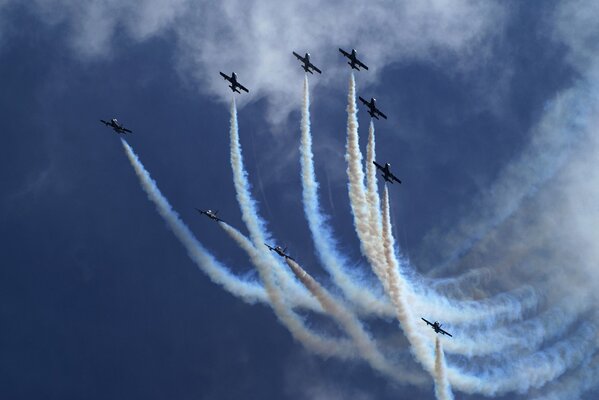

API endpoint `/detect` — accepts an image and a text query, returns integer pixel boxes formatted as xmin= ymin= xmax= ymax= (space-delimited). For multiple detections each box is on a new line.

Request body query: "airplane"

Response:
xmin=358 ymin=96 xmax=387 ymax=120
xmin=100 ymin=118 xmax=132 ymax=134
xmin=219 ymin=72 xmax=249 ymax=93
xmin=264 ymin=243 xmax=295 ymax=260
xmin=422 ymin=318 xmax=453 ymax=337
xmin=292 ymin=51 xmax=322 ymax=74
xmin=195 ymin=208 xmax=223 ymax=223
xmin=373 ymin=161 xmax=402 ymax=184
xmin=339 ymin=48 xmax=368 ymax=71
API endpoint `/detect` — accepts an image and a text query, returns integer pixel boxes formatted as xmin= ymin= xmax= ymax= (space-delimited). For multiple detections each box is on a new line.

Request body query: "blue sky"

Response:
xmin=1 ymin=1 xmax=599 ymax=399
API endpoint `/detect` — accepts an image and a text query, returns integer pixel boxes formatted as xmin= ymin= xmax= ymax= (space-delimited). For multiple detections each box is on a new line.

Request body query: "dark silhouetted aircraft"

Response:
xmin=265 ymin=243 xmax=295 ymax=260
xmin=220 ymin=72 xmax=249 ymax=93
xmin=100 ymin=118 xmax=132 ymax=134
xmin=359 ymin=96 xmax=387 ymax=120
xmin=293 ymin=52 xmax=322 ymax=74
xmin=373 ymin=161 xmax=401 ymax=184
xmin=339 ymin=48 xmax=368 ymax=71
xmin=195 ymin=208 xmax=223 ymax=223
xmin=422 ymin=318 xmax=452 ymax=337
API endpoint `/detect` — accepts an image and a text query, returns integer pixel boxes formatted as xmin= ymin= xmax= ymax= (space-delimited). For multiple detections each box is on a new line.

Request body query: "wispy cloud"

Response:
xmin=1 ymin=0 xmax=507 ymax=124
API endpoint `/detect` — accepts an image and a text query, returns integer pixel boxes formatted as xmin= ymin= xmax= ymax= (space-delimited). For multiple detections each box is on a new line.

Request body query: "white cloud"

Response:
xmin=2 ymin=0 xmax=507 ymax=124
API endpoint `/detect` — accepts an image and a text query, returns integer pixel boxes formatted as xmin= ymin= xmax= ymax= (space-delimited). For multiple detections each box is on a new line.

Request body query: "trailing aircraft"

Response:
xmin=220 ymin=72 xmax=249 ymax=93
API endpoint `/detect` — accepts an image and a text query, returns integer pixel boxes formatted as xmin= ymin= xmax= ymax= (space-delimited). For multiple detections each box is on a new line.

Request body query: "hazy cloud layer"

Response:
xmin=0 ymin=0 xmax=507 ymax=124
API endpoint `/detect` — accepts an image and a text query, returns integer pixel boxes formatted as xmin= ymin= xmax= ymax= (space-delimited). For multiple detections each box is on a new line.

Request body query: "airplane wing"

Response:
xmin=237 ymin=83 xmax=249 ymax=93
xmin=421 ymin=318 xmax=434 ymax=327
xmin=292 ymin=51 xmax=303 ymax=61
xmin=439 ymin=328 xmax=453 ymax=337
xmin=123 ymin=128 xmax=133 ymax=133
xmin=390 ymin=173 xmax=402 ymax=184
xmin=373 ymin=161 xmax=385 ymax=171
xmin=100 ymin=119 xmax=109 ymax=125
xmin=264 ymin=243 xmax=274 ymax=251
xmin=355 ymin=59 xmax=369 ymax=70
xmin=339 ymin=48 xmax=351 ymax=57
xmin=358 ymin=96 xmax=368 ymax=105
xmin=219 ymin=72 xmax=230 ymax=81
xmin=310 ymin=64 xmax=322 ymax=74
xmin=376 ymin=110 xmax=388 ymax=119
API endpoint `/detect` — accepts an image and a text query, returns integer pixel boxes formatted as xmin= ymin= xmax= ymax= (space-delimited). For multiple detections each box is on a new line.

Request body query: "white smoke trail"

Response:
xmin=531 ymin=353 xmax=599 ymax=400
xmin=299 ymin=74 xmax=393 ymax=317
xmin=345 ymin=73 xmax=390 ymax=286
xmin=344 ymin=75 xmax=531 ymax=328
xmin=381 ymin=185 xmax=596 ymax=395
xmin=285 ymin=257 xmax=426 ymax=385
xmin=120 ymin=139 xmax=267 ymax=304
xmin=228 ymin=98 xmax=320 ymax=312
xmin=219 ymin=221 xmax=355 ymax=358
xmin=434 ymin=337 xmax=454 ymax=400
xmin=365 ymin=119 xmax=383 ymax=241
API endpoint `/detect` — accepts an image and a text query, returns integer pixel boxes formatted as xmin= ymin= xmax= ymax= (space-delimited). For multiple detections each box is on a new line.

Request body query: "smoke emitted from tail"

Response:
xmin=218 ymin=221 xmax=355 ymax=359
xmin=299 ymin=74 xmax=393 ymax=317
xmin=121 ymin=139 xmax=266 ymax=304
xmin=345 ymin=74 xmax=390 ymax=286
xmin=434 ymin=337 xmax=454 ymax=400
xmin=285 ymin=257 xmax=426 ymax=385
xmin=228 ymin=99 xmax=319 ymax=312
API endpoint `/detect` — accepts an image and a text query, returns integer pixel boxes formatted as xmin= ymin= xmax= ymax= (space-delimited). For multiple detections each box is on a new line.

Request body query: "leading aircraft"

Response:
xmin=219 ymin=72 xmax=249 ymax=93
xmin=292 ymin=52 xmax=322 ymax=74
xmin=358 ymin=96 xmax=387 ymax=120
xmin=339 ymin=48 xmax=368 ymax=71
xmin=373 ymin=161 xmax=402 ymax=184
xmin=100 ymin=118 xmax=132 ymax=134
xmin=422 ymin=318 xmax=452 ymax=337
xmin=195 ymin=208 xmax=223 ymax=223
xmin=265 ymin=243 xmax=295 ymax=260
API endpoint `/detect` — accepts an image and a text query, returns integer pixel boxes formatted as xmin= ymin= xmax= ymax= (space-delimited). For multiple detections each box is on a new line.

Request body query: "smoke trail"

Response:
xmin=219 ymin=221 xmax=355 ymax=358
xmin=228 ymin=98 xmax=319 ymax=312
xmin=345 ymin=74 xmax=390 ymax=285
xmin=426 ymin=82 xmax=597 ymax=274
xmin=121 ymin=139 xmax=267 ymax=304
xmin=365 ymin=119 xmax=383 ymax=241
xmin=285 ymin=257 xmax=426 ymax=385
xmin=434 ymin=337 xmax=454 ymax=400
xmin=299 ymin=74 xmax=393 ymax=317
xmin=381 ymin=185 xmax=596 ymax=395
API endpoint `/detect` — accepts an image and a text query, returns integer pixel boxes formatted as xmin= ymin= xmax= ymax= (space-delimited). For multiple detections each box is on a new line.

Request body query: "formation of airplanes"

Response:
xmin=99 ymin=47 xmax=452 ymax=338
xmin=421 ymin=318 xmax=453 ymax=337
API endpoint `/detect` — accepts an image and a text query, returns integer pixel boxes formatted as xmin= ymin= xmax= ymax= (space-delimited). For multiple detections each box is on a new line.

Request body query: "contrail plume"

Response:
xmin=344 ymin=74 xmax=530 ymax=328
xmin=381 ymin=185 xmax=596 ymax=395
xmin=121 ymin=139 xmax=266 ymax=304
xmin=219 ymin=221 xmax=355 ymax=358
xmin=434 ymin=337 xmax=454 ymax=400
xmin=285 ymin=257 xmax=426 ymax=385
xmin=228 ymin=98 xmax=319 ymax=312
xmin=365 ymin=119 xmax=383 ymax=241
xmin=345 ymin=73 xmax=390 ymax=286
xmin=299 ymin=74 xmax=393 ymax=317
